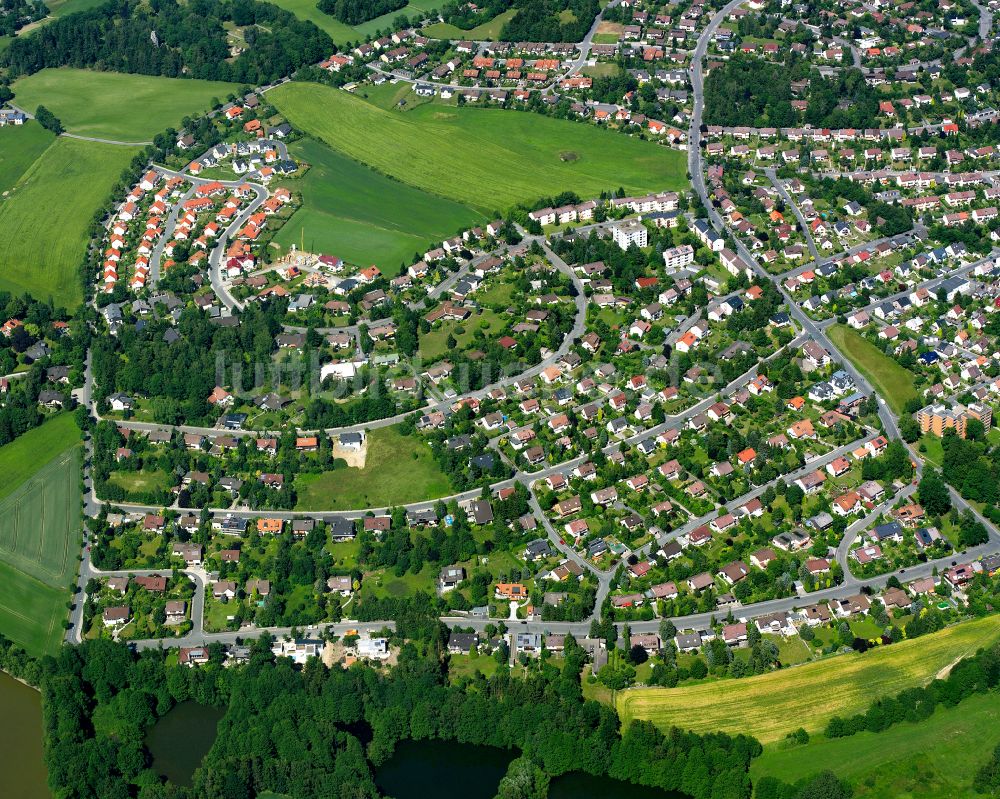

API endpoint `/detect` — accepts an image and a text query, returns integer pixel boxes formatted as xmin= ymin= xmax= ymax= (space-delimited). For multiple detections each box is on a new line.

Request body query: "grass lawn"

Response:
xmin=419 ymin=308 xmax=505 ymax=360
xmin=294 ymin=424 xmax=452 ymax=510
xmin=270 ymin=82 xmax=686 ymax=210
xmin=616 ymin=615 xmax=1000 ymax=743
xmin=267 ymin=0 xmax=438 ymax=42
xmin=364 ymin=561 xmax=438 ymax=598
xmin=750 ymin=691 xmax=1000 ymax=798
xmin=107 ymin=469 xmax=175 ymax=495
xmin=263 ymin=0 xmax=357 ymax=41
xmin=0 ymin=121 xmax=55 ymax=199
xmin=581 ymin=62 xmax=622 ymax=78
xmin=274 ymin=137 xmax=481 ymax=271
xmin=424 ymin=8 xmax=518 ymax=39
xmin=448 ymin=652 xmax=501 ymax=681
xmin=0 ymin=414 xmax=82 ymax=656
xmin=919 ymin=434 xmax=944 ymax=468
xmin=767 ymin=633 xmax=813 ymax=666
xmin=13 ymin=69 xmax=240 ymax=141
xmin=0 ymin=137 xmax=141 ymax=309
xmin=45 ymin=0 xmax=108 ymax=17
xmin=350 ymin=0 xmax=440 ymax=38
xmin=828 ymin=324 xmax=917 ymax=415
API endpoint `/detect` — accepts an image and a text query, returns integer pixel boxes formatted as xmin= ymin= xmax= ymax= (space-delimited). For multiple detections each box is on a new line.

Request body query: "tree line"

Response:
xmin=317 ymin=0 xmax=407 ymax=25
xmin=824 ymin=637 xmax=1000 ymax=739
xmin=1 ymin=0 xmax=333 ymax=85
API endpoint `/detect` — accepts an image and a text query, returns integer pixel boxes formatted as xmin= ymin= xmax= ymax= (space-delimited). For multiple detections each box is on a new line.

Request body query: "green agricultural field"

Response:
xmin=270 ymin=82 xmax=686 ymax=210
xmin=0 ymin=413 xmax=81 ymax=503
xmin=0 ymin=137 xmax=140 ymax=309
xmin=12 ymin=69 xmax=240 ymax=141
xmin=751 ymin=691 xmax=1000 ymax=798
xmin=275 ymin=137 xmax=481 ymax=270
xmin=0 ymin=414 xmax=82 ymax=656
xmin=0 ymin=121 xmax=55 ymax=200
xmin=616 ymin=615 xmax=1000 ymax=744
xmin=295 ymin=425 xmax=452 ymax=510
xmin=423 ymin=8 xmax=518 ymax=39
xmin=828 ymin=324 xmax=917 ymax=415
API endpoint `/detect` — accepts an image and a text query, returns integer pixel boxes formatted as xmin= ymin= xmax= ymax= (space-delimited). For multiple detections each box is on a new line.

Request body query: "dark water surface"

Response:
xmin=375 ymin=738 xmax=516 ymax=799
xmin=0 ymin=671 xmax=49 ymax=799
xmin=145 ymin=700 xmax=225 ymax=786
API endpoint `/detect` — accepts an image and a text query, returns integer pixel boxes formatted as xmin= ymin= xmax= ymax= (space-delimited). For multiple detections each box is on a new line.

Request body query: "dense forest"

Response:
xmin=1 ymin=0 xmax=333 ymax=84
xmin=317 ymin=0 xmax=407 ymax=25
xmin=703 ymin=57 xmax=880 ymax=129
xmin=439 ymin=0 xmax=512 ymax=30
xmin=0 ymin=631 xmax=769 ymax=799
xmin=500 ymin=0 xmax=599 ymax=42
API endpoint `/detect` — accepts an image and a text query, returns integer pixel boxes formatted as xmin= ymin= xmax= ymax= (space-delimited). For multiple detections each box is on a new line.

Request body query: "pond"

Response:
xmin=375 ymin=739 xmax=516 ymax=799
xmin=0 ymin=671 xmax=49 ymax=799
xmin=549 ymin=771 xmax=690 ymax=799
xmin=144 ymin=700 xmax=226 ymax=787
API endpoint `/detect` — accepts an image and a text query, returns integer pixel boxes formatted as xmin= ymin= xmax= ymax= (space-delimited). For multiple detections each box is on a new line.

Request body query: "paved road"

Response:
xmin=765 ymin=167 xmax=820 ymax=262
xmin=63 ymin=23 xmax=1000 ymax=648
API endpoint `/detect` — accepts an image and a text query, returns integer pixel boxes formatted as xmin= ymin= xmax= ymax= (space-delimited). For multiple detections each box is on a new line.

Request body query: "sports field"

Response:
xmin=295 ymin=425 xmax=452 ymax=510
xmin=276 ymin=137 xmax=481 ymax=269
xmin=270 ymin=82 xmax=686 ymax=210
xmin=616 ymin=615 xmax=1000 ymax=743
xmin=0 ymin=414 xmax=82 ymax=656
xmin=423 ymin=8 xmax=518 ymax=39
xmin=828 ymin=324 xmax=917 ymax=415
xmin=12 ymin=69 xmax=239 ymax=142
xmin=0 ymin=137 xmax=141 ymax=309
xmin=0 ymin=121 xmax=55 ymax=199
xmin=751 ymin=691 xmax=1000 ymax=799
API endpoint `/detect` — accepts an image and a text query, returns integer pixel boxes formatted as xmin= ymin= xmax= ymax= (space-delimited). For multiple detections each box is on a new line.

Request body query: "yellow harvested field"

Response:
xmin=617 ymin=615 xmax=1000 ymax=743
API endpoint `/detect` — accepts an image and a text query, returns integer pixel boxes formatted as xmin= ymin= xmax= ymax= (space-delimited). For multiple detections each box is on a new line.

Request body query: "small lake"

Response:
xmin=145 ymin=700 xmax=225 ymax=787
xmin=0 ymin=671 xmax=49 ymax=799
xmin=375 ymin=739 xmax=515 ymax=799
xmin=549 ymin=771 xmax=689 ymax=799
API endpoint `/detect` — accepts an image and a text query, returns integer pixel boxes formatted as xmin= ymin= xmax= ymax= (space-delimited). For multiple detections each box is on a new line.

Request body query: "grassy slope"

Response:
xmin=0 ymin=137 xmax=140 ymax=309
xmin=262 ymin=0 xmax=357 ymax=42
xmin=423 ymin=8 xmax=518 ymax=39
xmin=828 ymin=324 xmax=917 ymax=415
xmin=275 ymin=137 xmax=481 ymax=270
xmin=13 ymin=68 xmax=239 ymax=141
xmin=751 ymin=691 xmax=1000 ymax=799
xmin=266 ymin=0 xmax=438 ymax=43
xmin=0 ymin=121 xmax=55 ymax=199
xmin=0 ymin=414 xmax=82 ymax=656
xmin=295 ymin=425 xmax=451 ymax=510
xmin=350 ymin=0 xmax=440 ymax=39
xmin=270 ymin=82 xmax=686 ymax=210
xmin=616 ymin=615 xmax=1000 ymax=743
xmin=45 ymin=0 xmax=107 ymax=17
